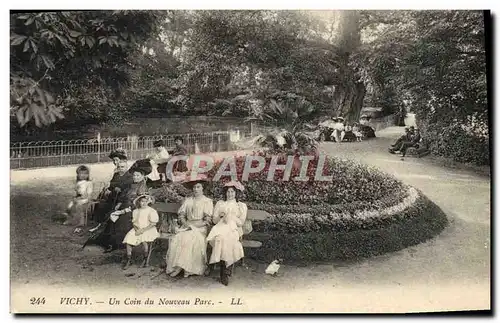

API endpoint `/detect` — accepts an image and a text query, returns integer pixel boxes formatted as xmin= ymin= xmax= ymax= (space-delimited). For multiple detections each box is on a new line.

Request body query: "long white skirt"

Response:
xmin=166 ymin=226 xmax=207 ymax=276
xmin=207 ymin=223 xmax=244 ymax=267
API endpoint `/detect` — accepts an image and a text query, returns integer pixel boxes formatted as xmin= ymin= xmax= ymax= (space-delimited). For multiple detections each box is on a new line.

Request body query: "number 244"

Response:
xmin=30 ymin=297 xmax=46 ymax=305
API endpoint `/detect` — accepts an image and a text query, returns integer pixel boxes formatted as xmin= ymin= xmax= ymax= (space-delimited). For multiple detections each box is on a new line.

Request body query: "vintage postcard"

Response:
xmin=9 ymin=9 xmax=491 ymax=314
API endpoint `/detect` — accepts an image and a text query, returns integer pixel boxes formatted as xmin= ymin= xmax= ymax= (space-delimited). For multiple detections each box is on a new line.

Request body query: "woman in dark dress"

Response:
xmin=89 ymin=150 xmax=133 ymax=227
xmin=84 ymin=160 xmax=152 ymax=253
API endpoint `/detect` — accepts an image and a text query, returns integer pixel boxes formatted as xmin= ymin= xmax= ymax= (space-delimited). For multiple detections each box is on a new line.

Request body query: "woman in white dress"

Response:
xmin=333 ymin=117 xmax=345 ymax=143
xmin=166 ymin=179 xmax=214 ymax=278
xmin=207 ymin=181 xmax=247 ymax=286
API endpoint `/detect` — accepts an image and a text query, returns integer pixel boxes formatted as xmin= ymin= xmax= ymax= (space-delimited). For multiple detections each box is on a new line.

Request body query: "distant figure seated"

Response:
xmin=171 ymin=136 xmax=189 ymax=173
xmin=147 ymin=139 xmax=170 ymax=186
xmin=399 ymin=128 xmax=421 ymax=157
xmin=389 ymin=127 xmax=413 ymax=153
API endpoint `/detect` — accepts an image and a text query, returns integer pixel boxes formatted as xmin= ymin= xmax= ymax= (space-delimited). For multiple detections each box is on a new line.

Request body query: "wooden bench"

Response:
xmin=146 ymin=201 xmax=268 ymax=267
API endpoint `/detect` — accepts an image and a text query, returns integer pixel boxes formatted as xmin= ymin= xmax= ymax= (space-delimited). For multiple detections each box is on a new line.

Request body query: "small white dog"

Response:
xmin=265 ymin=259 xmax=283 ymax=276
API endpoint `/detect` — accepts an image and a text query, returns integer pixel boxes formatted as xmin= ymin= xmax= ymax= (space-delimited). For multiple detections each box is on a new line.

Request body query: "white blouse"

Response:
xmin=212 ymin=200 xmax=248 ymax=237
xmin=132 ymin=206 xmax=159 ymax=229
xmin=178 ymin=196 xmax=214 ymax=222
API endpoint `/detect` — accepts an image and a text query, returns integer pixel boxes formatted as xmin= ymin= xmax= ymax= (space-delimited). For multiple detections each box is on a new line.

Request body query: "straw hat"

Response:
xmin=133 ymin=194 xmax=155 ymax=206
xmin=224 ymin=180 xmax=245 ymax=192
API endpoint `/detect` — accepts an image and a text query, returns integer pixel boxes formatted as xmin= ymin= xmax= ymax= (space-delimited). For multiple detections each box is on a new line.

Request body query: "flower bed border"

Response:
xmin=245 ymin=193 xmax=448 ymax=262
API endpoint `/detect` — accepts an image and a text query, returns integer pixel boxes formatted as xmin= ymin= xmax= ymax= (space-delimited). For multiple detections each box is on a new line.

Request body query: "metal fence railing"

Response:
xmin=10 ymin=130 xmax=253 ymax=170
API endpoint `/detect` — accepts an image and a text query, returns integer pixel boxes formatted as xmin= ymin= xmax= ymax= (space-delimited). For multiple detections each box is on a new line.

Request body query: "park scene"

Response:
xmin=10 ymin=10 xmax=490 ymax=313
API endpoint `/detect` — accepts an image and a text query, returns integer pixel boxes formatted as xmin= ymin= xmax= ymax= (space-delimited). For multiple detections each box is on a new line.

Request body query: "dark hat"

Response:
xmin=180 ymin=173 xmax=209 ymax=189
xmin=129 ymin=159 xmax=152 ymax=176
xmin=109 ymin=148 xmax=128 ymax=160
xmin=153 ymin=139 xmax=164 ymax=148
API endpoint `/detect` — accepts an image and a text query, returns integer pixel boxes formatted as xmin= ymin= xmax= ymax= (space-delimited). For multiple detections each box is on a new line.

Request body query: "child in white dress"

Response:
xmin=352 ymin=123 xmax=363 ymax=142
xmin=63 ymin=165 xmax=93 ymax=234
xmin=122 ymin=194 xmax=160 ymax=269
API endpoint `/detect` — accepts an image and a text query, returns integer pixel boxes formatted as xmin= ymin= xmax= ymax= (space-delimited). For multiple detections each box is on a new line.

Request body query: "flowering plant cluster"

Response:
xmin=202 ymin=152 xmax=406 ymax=206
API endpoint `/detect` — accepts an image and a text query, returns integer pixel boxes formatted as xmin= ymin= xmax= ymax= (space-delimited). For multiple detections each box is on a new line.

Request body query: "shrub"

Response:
xmin=204 ymin=152 xmax=406 ymax=205
xmin=245 ymin=194 xmax=448 ymax=262
xmin=423 ymin=122 xmax=490 ymax=166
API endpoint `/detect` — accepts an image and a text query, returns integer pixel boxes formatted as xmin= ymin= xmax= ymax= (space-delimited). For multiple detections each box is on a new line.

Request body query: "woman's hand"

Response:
xmin=110 ymin=210 xmax=121 ymax=217
xmin=135 ymin=228 xmax=143 ymax=236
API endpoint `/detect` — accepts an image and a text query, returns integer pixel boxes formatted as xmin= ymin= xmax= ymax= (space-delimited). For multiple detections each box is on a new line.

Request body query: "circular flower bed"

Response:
xmin=158 ymin=151 xmax=448 ymax=262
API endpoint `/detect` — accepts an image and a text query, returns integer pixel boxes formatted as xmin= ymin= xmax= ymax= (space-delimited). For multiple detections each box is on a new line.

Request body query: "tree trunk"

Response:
xmin=332 ymin=80 xmax=365 ymax=122
xmin=330 ymin=10 xmax=366 ymax=123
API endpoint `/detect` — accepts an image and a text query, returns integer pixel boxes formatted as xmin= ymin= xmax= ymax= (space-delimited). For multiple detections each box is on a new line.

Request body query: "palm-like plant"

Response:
xmin=246 ymin=97 xmax=321 ymax=154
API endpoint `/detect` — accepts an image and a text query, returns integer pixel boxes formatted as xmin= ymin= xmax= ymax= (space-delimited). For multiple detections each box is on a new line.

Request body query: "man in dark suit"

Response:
xmin=389 ymin=127 xmax=413 ymax=153
xmin=399 ymin=128 xmax=422 ymax=157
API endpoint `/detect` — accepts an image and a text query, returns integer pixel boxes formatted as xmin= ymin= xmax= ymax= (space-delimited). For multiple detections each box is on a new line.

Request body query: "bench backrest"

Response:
xmin=152 ymin=201 xmax=270 ymax=221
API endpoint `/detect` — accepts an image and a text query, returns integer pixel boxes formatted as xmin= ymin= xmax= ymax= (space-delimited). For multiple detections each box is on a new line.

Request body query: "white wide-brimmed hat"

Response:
xmin=133 ymin=194 xmax=155 ymax=206
xmin=224 ymin=180 xmax=245 ymax=192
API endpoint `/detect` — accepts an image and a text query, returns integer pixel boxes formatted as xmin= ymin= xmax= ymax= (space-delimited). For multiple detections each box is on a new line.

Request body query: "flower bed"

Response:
xmin=245 ymin=194 xmax=447 ymax=262
xmin=157 ymin=151 xmax=448 ymax=261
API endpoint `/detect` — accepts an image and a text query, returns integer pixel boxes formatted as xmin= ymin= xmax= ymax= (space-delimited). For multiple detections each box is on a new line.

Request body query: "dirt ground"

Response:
xmin=9 ymin=128 xmax=491 ymax=313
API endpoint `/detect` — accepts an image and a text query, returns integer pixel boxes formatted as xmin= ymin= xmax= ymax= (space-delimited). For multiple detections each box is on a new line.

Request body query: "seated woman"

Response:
xmin=206 ymin=181 xmax=247 ymax=286
xmin=165 ymin=178 xmax=213 ymax=278
xmin=83 ymin=162 xmax=151 ymax=254
xmin=89 ymin=159 xmax=133 ymax=229
xmin=90 ymin=149 xmax=129 ymax=217
xmin=109 ymin=148 xmax=128 ymax=169
xmin=146 ymin=139 xmax=170 ymax=187
xmin=332 ymin=117 xmax=345 ymax=143
xmin=171 ymin=136 xmax=189 ymax=174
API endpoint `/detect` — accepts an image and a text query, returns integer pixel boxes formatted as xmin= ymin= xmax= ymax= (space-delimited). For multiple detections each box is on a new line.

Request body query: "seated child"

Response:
xmin=121 ymin=194 xmax=160 ymax=270
xmin=63 ymin=165 xmax=93 ymax=234
xmin=352 ymin=123 xmax=363 ymax=142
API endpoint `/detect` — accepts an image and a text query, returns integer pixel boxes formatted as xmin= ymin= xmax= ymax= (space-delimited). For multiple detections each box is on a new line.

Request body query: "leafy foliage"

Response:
xmin=10 ymin=10 xmax=163 ymax=127
xmin=246 ymin=98 xmax=321 ymax=153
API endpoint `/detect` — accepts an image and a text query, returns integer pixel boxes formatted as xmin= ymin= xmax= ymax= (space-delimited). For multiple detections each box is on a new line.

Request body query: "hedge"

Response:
xmin=244 ymin=194 xmax=448 ymax=262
